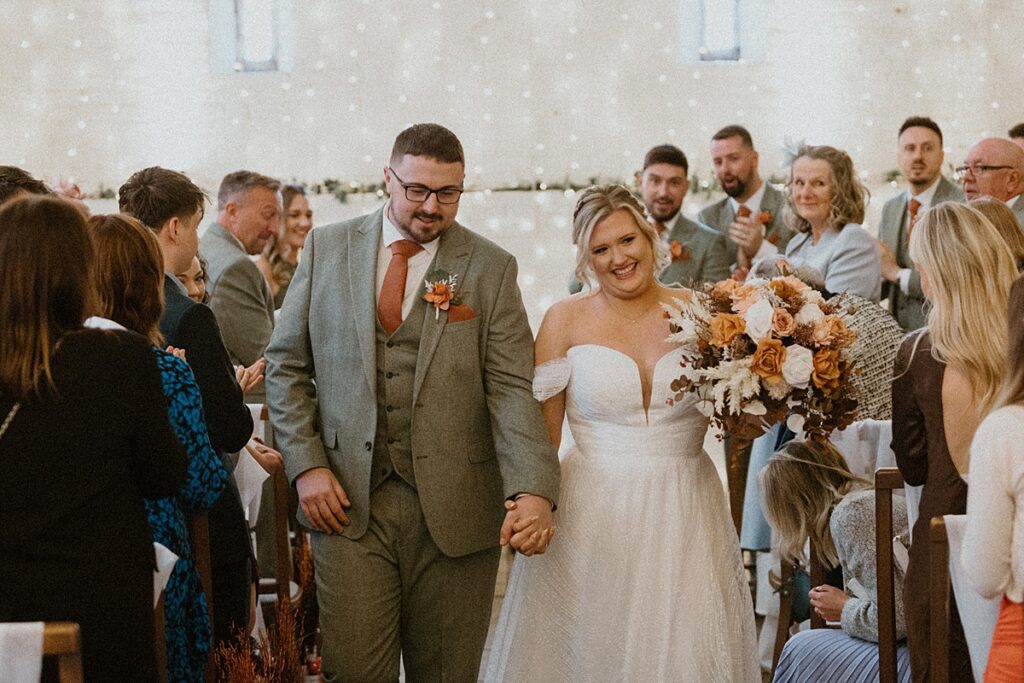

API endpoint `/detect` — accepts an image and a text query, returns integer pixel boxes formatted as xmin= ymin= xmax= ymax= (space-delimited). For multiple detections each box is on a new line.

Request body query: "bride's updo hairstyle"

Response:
xmin=571 ymin=184 xmax=669 ymax=289
xmin=759 ymin=440 xmax=867 ymax=568
xmin=908 ymin=201 xmax=1016 ymax=414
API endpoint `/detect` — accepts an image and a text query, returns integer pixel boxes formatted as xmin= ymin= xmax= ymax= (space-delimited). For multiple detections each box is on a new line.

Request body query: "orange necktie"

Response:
xmin=906 ymin=198 xmax=922 ymax=245
xmin=378 ymin=239 xmax=424 ymax=335
xmin=652 ymin=220 xmax=667 ymax=236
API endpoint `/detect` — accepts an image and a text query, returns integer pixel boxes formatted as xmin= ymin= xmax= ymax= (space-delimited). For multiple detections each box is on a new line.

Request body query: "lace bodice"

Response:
xmin=534 ymin=344 xmax=708 ymax=458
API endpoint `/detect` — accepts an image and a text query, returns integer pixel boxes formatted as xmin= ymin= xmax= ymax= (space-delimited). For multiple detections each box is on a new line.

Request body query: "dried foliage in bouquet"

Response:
xmin=214 ymin=602 xmax=303 ymax=683
xmin=663 ymin=273 xmax=859 ymax=441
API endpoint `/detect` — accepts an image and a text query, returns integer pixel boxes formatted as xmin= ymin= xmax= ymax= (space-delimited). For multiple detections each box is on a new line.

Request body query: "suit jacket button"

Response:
xmin=386 ymin=341 xmax=395 ymax=348
xmin=386 ymin=372 xmax=394 ymax=379
xmin=386 ymin=405 xmax=394 ymax=413
xmin=364 ymin=441 xmax=372 ymax=451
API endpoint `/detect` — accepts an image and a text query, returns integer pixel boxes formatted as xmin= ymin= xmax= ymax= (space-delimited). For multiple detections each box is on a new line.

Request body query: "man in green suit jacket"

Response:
xmin=265 ymin=124 xmax=560 ymax=682
xmin=638 ymin=144 xmax=731 ymax=288
xmin=877 ymin=117 xmax=964 ymax=332
xmin=698 ymin=125 xmax=793 ymax=275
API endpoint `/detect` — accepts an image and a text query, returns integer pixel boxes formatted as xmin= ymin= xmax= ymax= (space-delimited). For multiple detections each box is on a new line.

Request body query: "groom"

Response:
xmin=265 ymin=123 xmax=560 ymax=681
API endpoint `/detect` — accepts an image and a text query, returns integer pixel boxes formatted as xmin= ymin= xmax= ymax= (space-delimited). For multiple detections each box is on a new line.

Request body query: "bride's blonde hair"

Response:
xmin=908 ymin=201 xmax=1016 ymax=414
xmin=759 ymin=440 xmax=867 ymax=568
xmin=571 ymin=184 xmax=669 ymax=289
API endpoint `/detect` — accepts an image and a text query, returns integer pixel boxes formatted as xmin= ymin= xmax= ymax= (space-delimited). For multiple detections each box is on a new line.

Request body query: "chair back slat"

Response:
xmin=154 ymin=592 xmax=167 ymax=683
xmin=875 ymin=466 xmax=903 ymax=683
xmin=929 ymin=517 xmax=951 ymax=683
xmin=771 ymin=559 xmax=795 ymax=674
xmin=187 ymin=513 xmax=216 ymax=683
xmin=42 ymin=622 xmax=83 ymax=683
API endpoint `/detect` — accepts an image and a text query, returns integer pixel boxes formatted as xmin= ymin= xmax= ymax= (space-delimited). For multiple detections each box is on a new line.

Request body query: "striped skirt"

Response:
xmin=773 ymin=629 xmax=911 ymax=683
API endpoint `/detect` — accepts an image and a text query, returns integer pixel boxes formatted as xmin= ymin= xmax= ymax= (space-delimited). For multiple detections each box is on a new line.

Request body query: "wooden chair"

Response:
xmin=257 ymin=406 xmax=302 ymax=615
xmin=875 ymin=466 xmax=905 ymax=683
xmin=187 ymin=512 xmax=215 ymax=683
xmin=929 ymin=516 xmax=951 ymax=683
xmin=42 ymin=622 xmax=84 ymax=683
xmin=154 ymin=592 xmax=167 ymax=683
xmin=771 ymin=537 xmax=838 ymax=674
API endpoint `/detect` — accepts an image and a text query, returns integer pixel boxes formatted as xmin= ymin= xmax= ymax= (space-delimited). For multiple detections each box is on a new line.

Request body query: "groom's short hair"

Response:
xmin=391 ymin=123 xmax=464 ymax=166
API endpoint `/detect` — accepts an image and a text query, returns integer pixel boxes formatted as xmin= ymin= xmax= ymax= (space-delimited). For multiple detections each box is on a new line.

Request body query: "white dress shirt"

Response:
xmin=729 ymin=182 xmax=777 ymax=262
xmin=375 ymin=202 xmax=440 ymax=322
xmin=897 ymin=177 xmax=943 ymax=294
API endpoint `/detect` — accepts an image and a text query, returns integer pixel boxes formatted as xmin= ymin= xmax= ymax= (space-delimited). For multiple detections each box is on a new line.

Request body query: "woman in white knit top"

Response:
xmin=963 ymin=276 xmax=1024 ymax=682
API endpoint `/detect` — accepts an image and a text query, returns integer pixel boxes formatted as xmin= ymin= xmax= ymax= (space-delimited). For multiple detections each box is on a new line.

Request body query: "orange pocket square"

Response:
xmin=447 ymin=303 xmax=476 ymax=323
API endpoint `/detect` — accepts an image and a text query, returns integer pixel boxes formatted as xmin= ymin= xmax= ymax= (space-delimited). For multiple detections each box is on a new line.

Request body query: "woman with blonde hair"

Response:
xmin=87 ymin=213 xmax=230 ymax=681
xmin=485 ymin=184 xmax=758 ymax=681
xmin=0 ymin=197 xmax=187 ymax=681
xmin=778 ymin=144 xmax=881 ymax=301
xmin=763 ymin=440 xmax=911 ymax=682
xmin=256 ymin=183 xmax=312 ymax=308
xmin=893 ymin=201 xmax=1018 ymax=682
xmin=968 ymin=197 xmax=1024 ymax=270
xmin=962 ymin=276 xmax=1024 ymax=681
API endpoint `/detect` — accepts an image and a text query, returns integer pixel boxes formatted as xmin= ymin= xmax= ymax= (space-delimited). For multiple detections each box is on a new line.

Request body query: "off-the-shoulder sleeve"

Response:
xmin=533 ymin=358 xmax=571 ymax=402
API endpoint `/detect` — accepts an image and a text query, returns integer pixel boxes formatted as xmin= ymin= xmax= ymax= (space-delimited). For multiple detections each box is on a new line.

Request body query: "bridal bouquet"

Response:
xmin=662 ymin=274 xmax=859 ymax=441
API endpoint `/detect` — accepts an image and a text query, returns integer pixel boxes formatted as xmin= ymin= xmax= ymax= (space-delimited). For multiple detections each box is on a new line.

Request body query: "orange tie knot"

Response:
xmin=390 ymin=239 xmax=423 ymax=259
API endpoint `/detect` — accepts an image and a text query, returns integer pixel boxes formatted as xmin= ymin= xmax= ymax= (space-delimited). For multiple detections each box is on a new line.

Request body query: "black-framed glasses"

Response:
xmin=387 ymin=168 xmax=464 ymax=204
xmin=954 ymin=164 xmax=1014 ymax=178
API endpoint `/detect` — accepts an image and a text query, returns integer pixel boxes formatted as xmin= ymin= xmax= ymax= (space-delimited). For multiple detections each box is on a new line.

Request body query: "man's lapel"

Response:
xmin=349 ymin=209 xmax=384 ymax=395
xmin=413 ymin=224 xmax=472 ymax=402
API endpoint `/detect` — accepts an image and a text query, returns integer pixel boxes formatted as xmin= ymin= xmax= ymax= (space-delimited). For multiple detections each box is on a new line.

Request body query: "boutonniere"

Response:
xmin=422 ymin=270 xmax=461 ymax=320
xmin=669 ymin=240 xmax=691 ymax=262
xmin=758 ymin=210 xmax=773 ymax=224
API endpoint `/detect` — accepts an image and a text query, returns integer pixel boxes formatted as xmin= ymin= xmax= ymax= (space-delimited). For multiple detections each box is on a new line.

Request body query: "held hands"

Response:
xmin=875 ymin=239 xmax=901 ymax=283
xmin=295 ymin=466 xmax=351 ymax=535
xmin=809 ymin=584 xmax=848 ymax=622
xmin=500 ymin=495 xmax=556 ymax=556
xmin=728 ymin=213 xmax=766 ymax=264
xmin=234 ymin=358 xmax=266 ymax=393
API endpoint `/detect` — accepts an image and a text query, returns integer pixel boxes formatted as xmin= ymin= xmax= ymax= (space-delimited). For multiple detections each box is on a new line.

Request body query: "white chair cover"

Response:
xmin=234 ymin=445 xmax=271 ymax=528
xmin=246 ymin=403 xmax=265 ymax=440
xmin=153 ymin=542 xmax=179 ymax=608
xmin=0 ymin=622 xmax=44 ymax=683
xmin=943 ymin=514 xmax=1001 ymax=682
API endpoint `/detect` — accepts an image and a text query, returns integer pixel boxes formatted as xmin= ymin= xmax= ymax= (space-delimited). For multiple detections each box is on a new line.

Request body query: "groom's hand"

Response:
xmin=500 ymin=495 xmax=555 ymax=556
xmin=296 ymin=467 xmax=351 ymax=534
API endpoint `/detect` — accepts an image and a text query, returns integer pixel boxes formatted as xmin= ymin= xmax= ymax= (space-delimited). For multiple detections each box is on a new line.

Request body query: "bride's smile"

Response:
xmin=587 ymin=208 xmax=654 ymax=296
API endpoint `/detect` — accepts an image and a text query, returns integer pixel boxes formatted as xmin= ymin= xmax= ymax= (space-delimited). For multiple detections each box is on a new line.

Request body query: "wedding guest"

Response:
xmin=892 ymin=201 xmax=1018 ymax=682
xmin=639 ymin=144 xmax=731 ymax=287
xmin=969 ymin=197 xmax=1024 ymax=270
xmin=699 ymin=125 xmax=793 ymax=273
xmin=87 ymin=213 xmax=230 ymax=681
xmin=177 ymin=254 xmax=211 ymax=304
xmin=0 ymin=196 xmax=187 ymax=682
xmin=777 ymin=144 xmax=881 ymax=301
xmin=762 ymin=440 xmax=911 ymax=682
xmin=118 ymin=166 xmax=261 ymax=647
xmin=962 ymin=276 xmax=1024 ymax=682
xmin=959 ymin=138 xmax=1024 ymax=224
xmin=256 ymin=184 xmax=313 ymax=308
xmin=0 ymin=165 xmax=50 ymax=204
xmin=877 ymin=117 xmax=964 ymax=331
xmin=1009 ymin=123 xmax=1024 ymax=152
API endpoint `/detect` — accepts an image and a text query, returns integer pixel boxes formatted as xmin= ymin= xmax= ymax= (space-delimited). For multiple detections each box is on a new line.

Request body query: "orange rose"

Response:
xmin=812 ymin=314 xmax=856 ymax=348
xmin=710 ymin=313 xmax=746 ymax=347
xmin=772 ymin=308 xmax=796 ymax=337
xmin=812 ymin=349 xmax=842 ymax=394
xmin=730 ymin=284 xmax=761 ymax=315
xmin=713 ymin=279 xmax=742 ymax=297
xmin=423 ymin=282 xmax=454 ymax=310
xmin=751 ymin=338 xmax=787 ymax=385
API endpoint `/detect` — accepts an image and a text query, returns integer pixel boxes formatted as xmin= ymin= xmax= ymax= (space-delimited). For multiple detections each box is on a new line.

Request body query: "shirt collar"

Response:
xmin=381 ymin=201 xmax=441 ymax=257
xmin=1006 ymin=194 xmax=1021 ymax=209
xmin=728 ymin=182 xmax=767 ymax=215
xmin=908 ymin=177 xmax=942 ymax=207
xmin=165 ymin=272 xmax=188 ymax=296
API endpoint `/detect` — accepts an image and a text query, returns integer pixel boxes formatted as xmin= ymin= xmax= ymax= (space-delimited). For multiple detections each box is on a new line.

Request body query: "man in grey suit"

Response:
xmin=200 ymin=170 xmax=281 ymax=401
xmin=877 ymin=117 xmax=964 ymax=331
xmin=638 ymin=144 xmax=731 ymax=287
xmin=699 ymin=125 xmax=793 ymax=275
xmin=265 ymin=124 xmax=560 ymax=681
xmin=959 ymin=137 xmax=1024 ymax=225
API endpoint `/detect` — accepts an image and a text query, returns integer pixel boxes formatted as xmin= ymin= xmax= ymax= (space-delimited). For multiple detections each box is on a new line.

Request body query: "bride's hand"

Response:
xmin=501 ymin=495 xmax=556 ymax=556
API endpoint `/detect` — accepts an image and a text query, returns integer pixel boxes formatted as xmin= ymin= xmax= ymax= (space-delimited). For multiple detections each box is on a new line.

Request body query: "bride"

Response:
xmin=484 ymin=184 xmax=759 ymax=681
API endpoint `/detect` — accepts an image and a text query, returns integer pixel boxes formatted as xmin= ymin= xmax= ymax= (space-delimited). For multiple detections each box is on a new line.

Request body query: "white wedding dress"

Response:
xmin=483 ymin=344 xmax=759 ymax=682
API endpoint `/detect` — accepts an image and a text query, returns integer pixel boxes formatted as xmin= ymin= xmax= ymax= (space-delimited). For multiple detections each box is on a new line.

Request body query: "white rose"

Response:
xmin=743 ymin=299 xmax=775 ymax=341
xmin=786 ymin=413 xmax=806 ymax=435
xmin=795 ymin=302 xmax=825 ymax=326
xmin=782 ymin=344 xmax=814 ymax=388
xmin=742 ymin=400 xmax=767 ymax=415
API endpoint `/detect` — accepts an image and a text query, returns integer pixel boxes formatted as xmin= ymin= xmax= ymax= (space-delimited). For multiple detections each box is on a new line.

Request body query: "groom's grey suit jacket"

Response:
xmin=265 ymin=208 xmax=560 ymax=557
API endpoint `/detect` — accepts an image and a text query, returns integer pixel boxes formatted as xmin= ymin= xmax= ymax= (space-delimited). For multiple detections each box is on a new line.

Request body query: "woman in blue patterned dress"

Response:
xmin=87 ymin=213 xmax=230 ymax=682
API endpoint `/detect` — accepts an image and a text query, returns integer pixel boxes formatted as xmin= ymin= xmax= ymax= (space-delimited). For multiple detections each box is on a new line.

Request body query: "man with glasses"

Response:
xmin=959 ymin=137 xmax=1024 ymax=225
xmin=877 ymin=117 xmax=963 ymax=331
xmin=265 ymin=123 xmax=560 ymax=681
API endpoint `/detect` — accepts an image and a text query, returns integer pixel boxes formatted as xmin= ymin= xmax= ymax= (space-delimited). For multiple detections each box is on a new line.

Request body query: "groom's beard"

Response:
xmin=388 ymin=205 xmax=452 ymax=244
